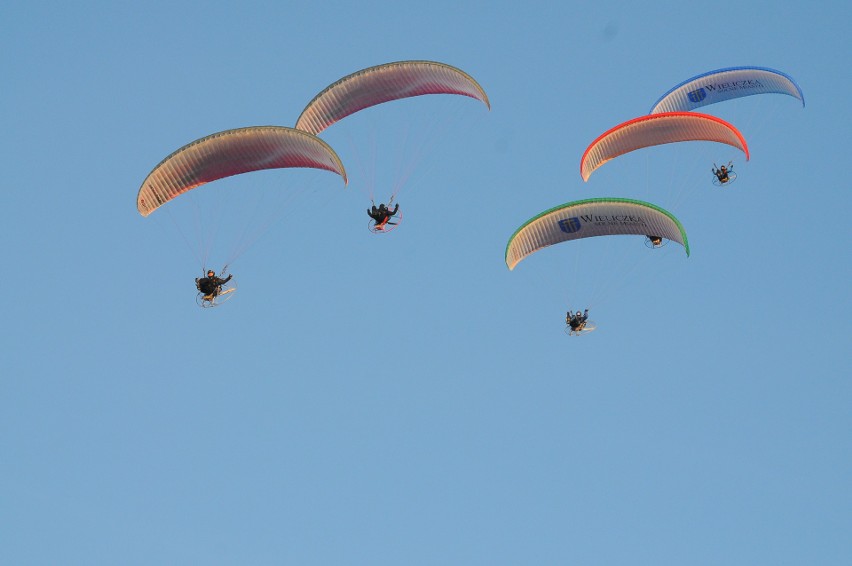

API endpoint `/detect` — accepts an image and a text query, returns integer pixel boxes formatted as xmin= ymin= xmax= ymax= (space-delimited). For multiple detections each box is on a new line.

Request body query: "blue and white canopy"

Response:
xmin=649 ymin=66 xmax=804 ymax=114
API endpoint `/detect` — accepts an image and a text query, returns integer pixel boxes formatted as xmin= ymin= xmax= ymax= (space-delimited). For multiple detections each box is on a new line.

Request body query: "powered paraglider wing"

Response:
xmin=137 ymin=126 xmax=347 ymax=217
xmin=580 ymin=112 xmax=749 ymax=182
xmin=505 ymin=198 xmax=689 ymax=271
xmin=294 ymin=60 xmax=490 ymax=135
xmin=649 ymin=66 xmax=805 ymax=114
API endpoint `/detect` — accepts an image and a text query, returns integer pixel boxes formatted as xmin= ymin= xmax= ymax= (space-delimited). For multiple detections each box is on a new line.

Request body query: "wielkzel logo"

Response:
xmin=558 ymin=217 xmax=582 ymax=233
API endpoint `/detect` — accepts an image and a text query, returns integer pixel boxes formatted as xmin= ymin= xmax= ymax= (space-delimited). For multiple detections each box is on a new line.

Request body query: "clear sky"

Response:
xmin=2 ymin=1 xmax=850 ymax=564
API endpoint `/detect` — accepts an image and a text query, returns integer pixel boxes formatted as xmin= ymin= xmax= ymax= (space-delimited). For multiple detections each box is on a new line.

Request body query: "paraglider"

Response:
xmin=712 ymin=161 xmax=736 ymax=186
xmin=195 ymin=269 xmax=235 ymax=308
xmin=566 ymin=309 xmax=593 ymax=336
xmin=295 ymin=60 xmax=489 ymax=231
xmin=580 ymin=112 xmax=749 ymax=182
xmin=649 ymin=67 xmax=803 ymax=190
xmin=137 ymin=126 xmax=348 ymax=306
xmin=506 ymin=198 xmax=689 ymax=335
xmin=367 ymin=202 xmax=401 ymax=232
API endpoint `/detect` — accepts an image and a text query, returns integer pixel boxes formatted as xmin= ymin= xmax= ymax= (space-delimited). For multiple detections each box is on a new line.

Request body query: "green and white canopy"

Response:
xmin=505 ymin=198 xmax=689 ymax=271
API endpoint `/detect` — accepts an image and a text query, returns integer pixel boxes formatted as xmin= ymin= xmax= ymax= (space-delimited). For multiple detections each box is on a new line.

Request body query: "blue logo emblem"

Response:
xmin=687 ymin=88 xmax=707 ymax=103
xmin=559 ymin=217 xmax=581 ymax=233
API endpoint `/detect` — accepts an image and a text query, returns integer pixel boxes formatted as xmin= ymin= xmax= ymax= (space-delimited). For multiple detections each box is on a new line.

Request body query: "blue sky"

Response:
xmin=2 ymin=1 xmax=850 ymax=564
